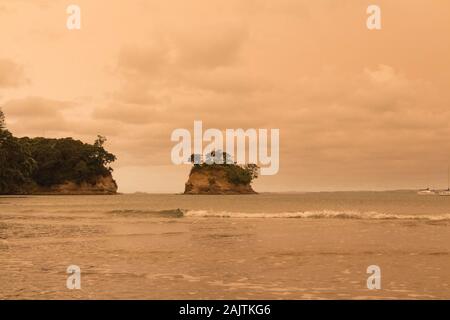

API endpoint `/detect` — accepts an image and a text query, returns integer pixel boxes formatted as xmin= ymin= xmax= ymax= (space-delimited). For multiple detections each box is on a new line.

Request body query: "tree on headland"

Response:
xmin=20 ymin=135 xmax=117 ymax=187
xmin=0 ymin=108 xmax=36 ymax=194
xmin=0 ymin=108 xmax=117 ymax=194
xmin=93 ymin=135 xmax=116 ymax=172
xmin=0 ymin=109 xmax=5 ymax=130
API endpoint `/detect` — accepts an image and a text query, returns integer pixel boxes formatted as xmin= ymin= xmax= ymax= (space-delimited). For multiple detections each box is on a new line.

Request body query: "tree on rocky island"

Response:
xmin=188 ymin=150 xmax=260 ymax=186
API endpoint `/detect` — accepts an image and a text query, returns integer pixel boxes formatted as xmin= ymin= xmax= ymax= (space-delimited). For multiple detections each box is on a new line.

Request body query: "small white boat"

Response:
xmin=417 ymin=188 xmax=436 ymax=195
xmin=438 ymin=189 xmax=450 ymax=196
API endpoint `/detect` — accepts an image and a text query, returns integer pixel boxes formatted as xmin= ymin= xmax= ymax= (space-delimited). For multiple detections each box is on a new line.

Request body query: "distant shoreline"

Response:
xmin=1 ymin=189 xmax=440 ymax=197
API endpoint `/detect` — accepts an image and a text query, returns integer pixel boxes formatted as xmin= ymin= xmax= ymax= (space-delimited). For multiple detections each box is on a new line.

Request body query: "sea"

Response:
xmin=1 ymin=191 xmax=449 ymax=299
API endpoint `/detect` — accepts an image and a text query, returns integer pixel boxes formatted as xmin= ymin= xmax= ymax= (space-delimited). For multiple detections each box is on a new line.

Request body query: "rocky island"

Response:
xmin=184 ymin=152 xmax=259 ymax=195
xmin=0 ymin=109 xmax=117 ymax=195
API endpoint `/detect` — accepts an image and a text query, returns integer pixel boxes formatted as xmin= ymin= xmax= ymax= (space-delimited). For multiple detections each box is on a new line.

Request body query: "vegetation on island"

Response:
xmin=189 ymin=151 xmax=259 ymax=186
xmin=0 ymin=108 xmax=116 ymax=194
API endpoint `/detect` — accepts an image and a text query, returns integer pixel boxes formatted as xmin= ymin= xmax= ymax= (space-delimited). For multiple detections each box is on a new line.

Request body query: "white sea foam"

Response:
xmin=183 ymin=209 xmax=450 ymax=221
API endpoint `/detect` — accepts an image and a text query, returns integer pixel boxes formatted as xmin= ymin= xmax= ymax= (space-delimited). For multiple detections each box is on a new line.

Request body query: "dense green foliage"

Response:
xmin=0 ymin=128 xmax=36 ymax=194
xmin=0 ymin=109 xmax=4 ymax=130
xmin=0 ymin=108 xmax=116 ymax=194
xmin=223 ymin=163 xmax=259 ymax=185
xmin=190 ymin=151 xmax=259 ymax=186
xmin=19 ymin=135 xmax=116 ymax=187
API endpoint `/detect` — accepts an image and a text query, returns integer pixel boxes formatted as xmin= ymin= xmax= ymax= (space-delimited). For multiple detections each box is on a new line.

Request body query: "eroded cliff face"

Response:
xmin=32 ymin=174 xmax=118 ymax=195
xmin=184 ymin=166 xmax=256 ymax=195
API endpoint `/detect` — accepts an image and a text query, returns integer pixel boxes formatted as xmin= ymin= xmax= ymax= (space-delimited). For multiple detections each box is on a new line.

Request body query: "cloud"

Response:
xmin=0 ymin=59 xmax=28 ymax=88
xmin=116 ymin=25 xmax=246 ymax=77
xmin=2 ymin=0 xmax=450 ymax=192
xmin=173 ymin=25 xmax=247 ymax=69
xmin=2 ymin=96 xmax=72 ymax=117
xmin=93 ymin=102 xmax=161 ymax=125
xmin=92 ymin=62 xmax=450 ymax=174
xmin=1 ymin=96 xmax=72 ymax=135
xmin=117 ymin=43 xmax=170 ymax=78
xmin=112 ymin=23 xmax=252 ymax=108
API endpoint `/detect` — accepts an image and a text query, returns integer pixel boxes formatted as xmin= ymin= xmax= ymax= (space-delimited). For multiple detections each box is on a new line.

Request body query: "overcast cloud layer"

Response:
xmin=1 ymin=0 xmax=450 ymax=192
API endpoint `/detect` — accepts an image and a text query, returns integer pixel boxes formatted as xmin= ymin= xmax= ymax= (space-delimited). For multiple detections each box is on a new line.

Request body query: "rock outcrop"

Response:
xmin=31 ymin=174 xmax=118 ymax=195
xmin=184 ymin=166 xmax=256 ymax=195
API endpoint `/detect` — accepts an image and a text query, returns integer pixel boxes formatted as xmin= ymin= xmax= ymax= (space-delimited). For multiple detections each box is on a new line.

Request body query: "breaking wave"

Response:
xmin=106 ymin=209 xmax=184 ymax=218
xmin=183 ymin=210 xmax=450 ymax=221
xmin=104 ymin=208 xmax=450 ymax=221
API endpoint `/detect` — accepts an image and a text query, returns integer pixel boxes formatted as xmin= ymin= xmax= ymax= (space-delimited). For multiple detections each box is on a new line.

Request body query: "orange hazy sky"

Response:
xmin=1 ymin=0 xmax=450 ymax=193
